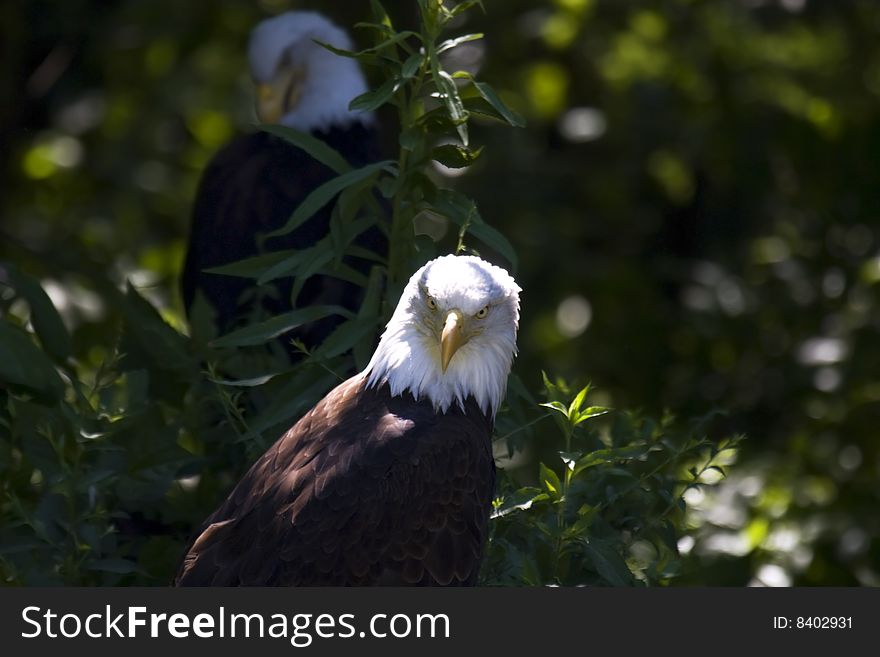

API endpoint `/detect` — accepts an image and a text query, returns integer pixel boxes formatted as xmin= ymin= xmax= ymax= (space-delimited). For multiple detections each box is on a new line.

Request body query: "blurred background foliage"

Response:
xmin=1 ymin=0 xmax=879 ymax=585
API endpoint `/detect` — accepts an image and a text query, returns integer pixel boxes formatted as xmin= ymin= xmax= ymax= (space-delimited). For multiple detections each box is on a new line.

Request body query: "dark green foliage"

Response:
xmin=483 ymin=376 xmax=739 ymax=586
xmin=484 ymin=376 xmax=741 ymax=585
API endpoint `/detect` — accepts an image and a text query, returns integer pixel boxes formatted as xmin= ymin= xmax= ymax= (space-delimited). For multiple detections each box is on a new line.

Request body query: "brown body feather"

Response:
xmin=174 ymin=374 xmax=495 ymax=586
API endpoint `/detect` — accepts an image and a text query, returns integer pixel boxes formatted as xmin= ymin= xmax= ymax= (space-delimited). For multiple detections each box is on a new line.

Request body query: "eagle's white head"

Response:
xmin=248 ymin=11 xmax=374 ymax=132
xmin=365 ymin=255 xmax=521 ymax=417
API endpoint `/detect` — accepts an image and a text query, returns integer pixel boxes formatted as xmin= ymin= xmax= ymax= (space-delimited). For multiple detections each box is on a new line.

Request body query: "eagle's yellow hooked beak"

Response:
xmin=440 ymin=310 xmax=466 ymax=373
xmin=255 ymin=66 xmax=305 ymax=124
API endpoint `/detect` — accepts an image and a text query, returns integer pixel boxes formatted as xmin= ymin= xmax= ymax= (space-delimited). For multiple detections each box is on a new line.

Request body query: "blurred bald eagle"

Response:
xmin=174 ymin=255 xmax=521 ymax=586
xmin=181 ymin=11 xmax=385 ymax=349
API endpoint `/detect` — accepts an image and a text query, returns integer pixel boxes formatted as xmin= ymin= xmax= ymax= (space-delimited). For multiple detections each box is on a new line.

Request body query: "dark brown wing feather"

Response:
xmin=174 ymin=374 xmax=495 ymax=586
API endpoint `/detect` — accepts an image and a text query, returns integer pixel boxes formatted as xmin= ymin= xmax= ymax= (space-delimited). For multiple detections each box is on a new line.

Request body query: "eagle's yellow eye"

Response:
xmin=426 ymin=295 xmax=437 ymax=310
xmin=475 ymin=306 xmax=489 ymax=319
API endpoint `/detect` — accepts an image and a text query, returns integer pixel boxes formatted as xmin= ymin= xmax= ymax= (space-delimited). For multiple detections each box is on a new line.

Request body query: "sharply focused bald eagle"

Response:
xmin=181 ymin=11 xmax=385 ymax=347
xmin=174 ymin=255 xmax=521 ymax=586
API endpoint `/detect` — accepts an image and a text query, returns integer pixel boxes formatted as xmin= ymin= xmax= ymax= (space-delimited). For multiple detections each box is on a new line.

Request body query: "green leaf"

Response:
xmin=5 ymin=266 xmax=72 ymax=361
xmin=289 ymin=242 xmax=337 ymax=303
xmin=573 ymin=406 xmax=611 ymax=425
xmin=430 ymin=189 xmax=518 ymax=269
xmin=204 ymin=250 xmax=297 ymax=279
xmin=472 ymin=80 xmax=526 ymax=127
xmin=465 ymin=218 xmax=519 ymax=269
xmin=491 ymin=487 xmax=547 ymax=518
xmin=318 ymin=31 xmax=420 ymax=61
xmin=255 ymin=247 xmax=317 ymax=286
xmin=401 ymin=53 xmax=422 ymax=79
xmin=208 ymin=373 xmax=281 ymax=388
xmin=314 ymin=316 xmax=379 ymax=359
xmin=318 ymin=262 xmax=370 ymax=288
xmin=431 ymin=144 xmax=484 ymax=168
xmin=568 ymin=385 xmax=590 ymax=418
xmin=211 ymin=305 xmax=353 ymax=348
xmin=449 ymin=0 xmax=485 ymax=17
xmin=264 ymin=161 xmax=394 ymax=240
xmin=346 ymin=244 xmax=388 ymax=265
xmin=572 ymin=444 xmax=651 ymax=475
xmin=437 ymin=33 xmax=484 ymax=54
xmin=353 ymin=266 xmax=384 ymax=370
xmin=350 ymin=77 xmax=402 ymax=112
xmin=259 ymin=124 xmax=351 ymax=174
xmin=540 ymin=400 xmax=568 ymax=416
xmin=538 ymin=462 xmax=562 ymax=498
xmin=434 ymin=70 xmax=469 ymax=146
xmin=370 ymin=0 xmax=393 ymax=28
xmin=581 ymin=539 xmax=634 ymax=586
xmin=399 ymin=126 xmax=421 ymax=151
xmin=118 ymin=284 xmax=194 ymax=375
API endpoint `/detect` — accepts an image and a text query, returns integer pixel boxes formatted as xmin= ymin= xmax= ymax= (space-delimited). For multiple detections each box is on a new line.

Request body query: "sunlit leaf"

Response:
xmin=539 ymin=462 xmax=562 ymax=498
xmin=437 ymin=33 xmax=484 ymax=54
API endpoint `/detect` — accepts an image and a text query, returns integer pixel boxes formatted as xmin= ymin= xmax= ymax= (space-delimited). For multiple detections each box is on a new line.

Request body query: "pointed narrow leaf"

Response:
xmin=257 ymin=243 xmax=325 ymax=285
xmin=290 ymin=242 xmax=336 ymax=302
xmin=370 ymin=0 xmax=393 ymax=28
xmin=317 ymin=32 xmax=419 ymax=59
xmin=346 ymin=244 xmax=388 ymax=265
xmin=6 ymin=266 xmax=72 ymax=361
xmin=205 ymin=250 xmax=298 ymax=279
xmin=0 ymin=320 xmax=65 ymax=401
xmin=211 ymin=305 xmax=354 ymax=348
xmin=353 ymin=266 xmax=384 ymax=369
xmin=539 ymin=463 xmax=562 ymax=498
xmin=350 ymin=77 xmax=402 ymax=112
xmin=437 ymin=33 xmax=484 ymax=54
xmin=260 ymin=124 xmax=351 ymax=173
xmin=264 ymin=160 xmax=393 ymax=240
xmin=582 ymin=539 xmax=634 ymax=586
xmin=573 ymin=444 xmax=651 ymax=475
xmin=434 ymin=70 xmax=469 ymax=145
xmin=472 ymin=80 xmax=526 ymax=127
xmin=573 ymin=406 xmax=611 ymax=425
xmin=465 ymin=219 xmax=518 ymax=269
xmin=449 ymin=0 xmax=485 ymax=16
xmin=314 ymin=316 xmax=379 ymax=359
xmin=539 ymin=401 xmax=568 ymax=416
xmin=568 ymin=385 xmax=590 ymax=415
xmin=431 ymin=189 xmax=518 ymax=269
xmin=401 ymin=53 xmax=422 ymax=78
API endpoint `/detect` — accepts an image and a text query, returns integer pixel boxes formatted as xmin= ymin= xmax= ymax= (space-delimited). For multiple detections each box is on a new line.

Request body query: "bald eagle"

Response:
xmin=181 ymin=11 xmax=385 ymax=348
xmin=174 ymin=255 xmax=521 ymax=586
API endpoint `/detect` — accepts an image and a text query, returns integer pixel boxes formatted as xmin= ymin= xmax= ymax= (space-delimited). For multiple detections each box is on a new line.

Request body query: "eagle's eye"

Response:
xmin=475 ymin=305 xmax=489 ymax=319
xmin=425 ymin=295 xmax=437 ymax=310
